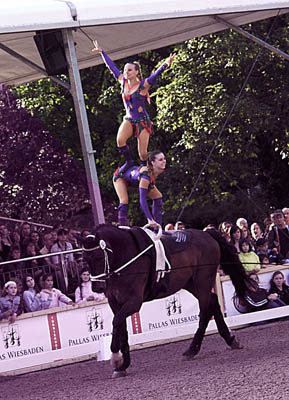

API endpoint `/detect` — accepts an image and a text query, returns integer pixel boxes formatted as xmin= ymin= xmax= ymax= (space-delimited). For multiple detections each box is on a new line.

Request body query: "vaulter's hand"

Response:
xmin=92 ymin=40 xmax=102 ymax=53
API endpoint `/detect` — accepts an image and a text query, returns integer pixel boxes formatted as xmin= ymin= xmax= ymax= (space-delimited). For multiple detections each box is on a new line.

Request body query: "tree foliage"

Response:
xmin=2 ymin=15 xmax=289 ymax=229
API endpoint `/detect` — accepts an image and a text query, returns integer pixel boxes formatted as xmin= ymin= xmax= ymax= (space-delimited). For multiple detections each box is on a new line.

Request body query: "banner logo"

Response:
xmin=165 ymin=294 xmax=182 ymax=316
xmin=2 ymin=325 xmax=21 ymax=349
xmin=86 ymin=308 xmax=104 ymax=332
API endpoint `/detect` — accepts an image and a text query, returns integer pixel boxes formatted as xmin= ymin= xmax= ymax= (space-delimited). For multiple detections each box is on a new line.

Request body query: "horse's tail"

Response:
xmin=206 ymin=229 xmax=249 ymax=298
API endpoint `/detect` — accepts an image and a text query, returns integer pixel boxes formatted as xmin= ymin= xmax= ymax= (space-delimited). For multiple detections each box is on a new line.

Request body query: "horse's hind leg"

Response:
xmin=183 ymin=279 xmax=214 ymax=359
xmin=183 ymin=307 xmax=211 ymax=358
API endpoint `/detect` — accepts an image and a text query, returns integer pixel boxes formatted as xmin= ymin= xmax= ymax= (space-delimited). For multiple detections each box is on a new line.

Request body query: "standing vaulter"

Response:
xmin=113 ymin=151 xmax=166 ymax=228
xmin=92 ymin=40 xmax=175 ymax=173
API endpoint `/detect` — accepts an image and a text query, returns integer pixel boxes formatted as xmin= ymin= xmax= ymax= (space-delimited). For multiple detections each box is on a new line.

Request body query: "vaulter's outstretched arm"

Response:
xmin=144 ymin=53 xmax=176 ymax=88
xmin=92 ymin=40 xmax=122 ymax=81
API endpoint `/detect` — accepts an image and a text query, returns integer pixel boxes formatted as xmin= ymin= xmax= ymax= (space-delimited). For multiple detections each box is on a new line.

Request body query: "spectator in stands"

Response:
xmin=165 ymin=223 xmax=174 ymax=231
xmin=51 ymin=228 xmax=74 ymax=293
xmin=50 ymin=229 xmax=58 ymax=244
xmin=40 ymin=273 xmax=73 ymax=309
xmin=3 ymin=245 xmax=24 ymax=276
xmin=22 ymin=275 xmax=41 ymax=312
xmin=22 ymin=241 xmax=41 ymax=272
xmin=30 ymin=231 xmax=42 ymax=254
xmin=68 ymin=228 xmax=82 ymax=264
xmin=75 ymin=267 xmax=106 ymax=304
xmin=175 ymin=221 xmax=185 ymax=230
xmin=238 ymin=238 xmax=260 ymax=273
xmin=0 ymin=225 xmax=12 ymax=262
xmin=263 ymin=216 xmax=273 ymax=239
xmin=268 ymin=209 xmax=289 ymax=263
xmin=259 ymin=254 xmax=270 ymax=268
xmin=0 ymin=233 xmax=11 ymax=262
xmin=19 ymin=222 xmax=31 ymax=251
xmin=236 ymin=217 xmax=248 ymax=230
xmin=0 ymin=280 xmax=22 ymax=322
xmin=80 ymin=229 xmax=91 ymax=238
xmin=39 ymin=232 xmax=54 ymax=266
xmin=250 ymin=222 xmax=263 ymax=245
xmin=282 ymin=207 xmax=289 ymax=226
xmin=218 ymin=221 xmax=232 ymax=242
xmin=268 ymin=270 xmax=289 ymax=305
xmin=238 ymin=272 xmax=284 ymax=312
xmin=11 ymin=230 xmax=21 ymax=246
xmin=256 ymin=238 xmax=281 ymax=265
xmin=229 ymin=225 xmax=241 ymax=254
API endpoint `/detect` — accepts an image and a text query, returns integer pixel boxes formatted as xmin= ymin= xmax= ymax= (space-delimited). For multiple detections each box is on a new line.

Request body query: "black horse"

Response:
xmin=83 ymin=225 xmax=249 ymax=377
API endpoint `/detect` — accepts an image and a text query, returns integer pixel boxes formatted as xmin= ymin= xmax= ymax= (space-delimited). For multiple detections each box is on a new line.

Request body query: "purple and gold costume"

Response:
xmin=113 ymin=165 xmax=163 ymax=226
xmin=101 ymin=50 xmax=167 ymax=137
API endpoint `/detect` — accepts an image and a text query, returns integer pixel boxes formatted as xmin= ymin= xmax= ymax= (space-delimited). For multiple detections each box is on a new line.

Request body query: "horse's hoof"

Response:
xmin=229 ymin=337 xmax=244 ymax=350
xmin=182 ymin=346 xmax=200 ymax=359
xmin=112 ymin=370 xmax=127 ymax=379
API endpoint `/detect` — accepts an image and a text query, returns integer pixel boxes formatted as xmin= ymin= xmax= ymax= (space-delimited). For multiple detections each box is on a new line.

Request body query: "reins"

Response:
xmin=82 ymin=235 xmax=154 ymax=282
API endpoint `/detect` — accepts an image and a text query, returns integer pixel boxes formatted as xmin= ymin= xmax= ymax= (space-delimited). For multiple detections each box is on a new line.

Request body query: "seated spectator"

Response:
xmin=228 ymin=225 xmax=241 ymax=254
xmin=11 ymin=230 xmax=21 ymax=246
xmin=250 ymin=222 xmax=263 ymax=246
xmin=75 ymin=267 xmax=106 ymax=304
xmin=282 ymin=207 xmax=289 ymax=226
xmin=268 ymin=270 xmax=289 ymax=305
xmin=165 ymin=223 xmax=174 ymax=231
xmin=175 ymin=221 xmax=185 ymax=230
xmin=218 ymin=221 xmax=232 ymax=242
xmin=3 ymin=245 xmax=24 ymax=276
xmin=263 ymin=216 xmax=273 ymax=239
xmin=238 ymin=238 xmax=261 ymax=273
xmin=22 ymin=275 xmax=41 ymax=312
xmin=30 ymin=231 xmax=42 ymax=254
xmin=241 ymin=225 xmax=255 ymax=250
xmin=0 ymin=236 xmax=10 ymax=262
xmin=19 ymin=222 xmax=32 ymax=252
xmin=268 ymin=209 xmax=289 ymax=264
xmin=235 ymin=272 xmax=283 ymax=313
xmin=80 ymin=229 xmax=91 ymax=238
xmin=39 ymin=231 xmax=54 ymax=267
xmin=40 ymin=273 xmax=74 ymax=309
xmin=256 ymin=238 xmax=281 ymax=265
xmin=259 ymin=254 xmax=270 ymax=268
xmin=0 ymin=281 xmax=22 ymax=322
xmin=51 ymin=228 xmax=75 ymax=293
xmin=0 ymin=224 xmax=12 ymax=261
xmin=236 ymin=218 xmax=248 ymax=230
xmin=22 ymin=241 xmax=41 ymax=273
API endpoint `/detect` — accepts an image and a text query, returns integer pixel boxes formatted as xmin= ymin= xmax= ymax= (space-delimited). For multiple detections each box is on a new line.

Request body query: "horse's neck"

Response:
xmin=101 ymin=227 xmax=132 ymax=261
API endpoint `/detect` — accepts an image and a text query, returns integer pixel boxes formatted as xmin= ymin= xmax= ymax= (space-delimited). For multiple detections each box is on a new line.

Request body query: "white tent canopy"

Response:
xmin=0 ymin=0 xmax=289 ymax=86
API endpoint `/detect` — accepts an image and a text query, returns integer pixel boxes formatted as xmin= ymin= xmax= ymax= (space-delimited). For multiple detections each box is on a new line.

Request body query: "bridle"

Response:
xmin=82 ymin=234 xmax=154 ymax=282
xmin=82 ymin=236 xmax=113 ymax=281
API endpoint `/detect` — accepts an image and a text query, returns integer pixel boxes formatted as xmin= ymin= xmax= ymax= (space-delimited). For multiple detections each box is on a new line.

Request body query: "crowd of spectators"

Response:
xmin=1 ymin=208 xmax=289 ymax=322
xmin=0 ymin=222 xmax=106 ymax=322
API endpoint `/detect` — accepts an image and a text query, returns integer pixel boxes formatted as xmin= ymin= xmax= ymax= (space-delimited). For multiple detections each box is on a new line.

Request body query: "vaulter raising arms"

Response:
xmin=92 ymin=40 xmax=175 ymax=173
xmin=113 ymin=151 xmax=166 ymax=228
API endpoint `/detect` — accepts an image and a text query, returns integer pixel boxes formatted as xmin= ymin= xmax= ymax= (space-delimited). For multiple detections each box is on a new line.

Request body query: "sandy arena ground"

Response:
xmin=1 ymin=319 xmax=289 ymax=400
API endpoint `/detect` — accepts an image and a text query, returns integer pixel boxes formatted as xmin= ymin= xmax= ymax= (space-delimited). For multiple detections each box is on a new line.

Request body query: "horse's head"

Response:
xmin=81 ymin=231 xmax=114 ymax=291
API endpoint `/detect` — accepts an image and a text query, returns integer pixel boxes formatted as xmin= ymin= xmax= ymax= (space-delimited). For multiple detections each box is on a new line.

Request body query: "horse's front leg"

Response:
xmin=110 ymin=299 xmax=142 ymax=377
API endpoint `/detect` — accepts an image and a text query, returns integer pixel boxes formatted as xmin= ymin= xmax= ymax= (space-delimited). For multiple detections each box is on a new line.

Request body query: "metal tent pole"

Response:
xmin=63 ymin=28 xmax=105 ymax=226
xmin=214 ymin=15 xmax=289 ymax=62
